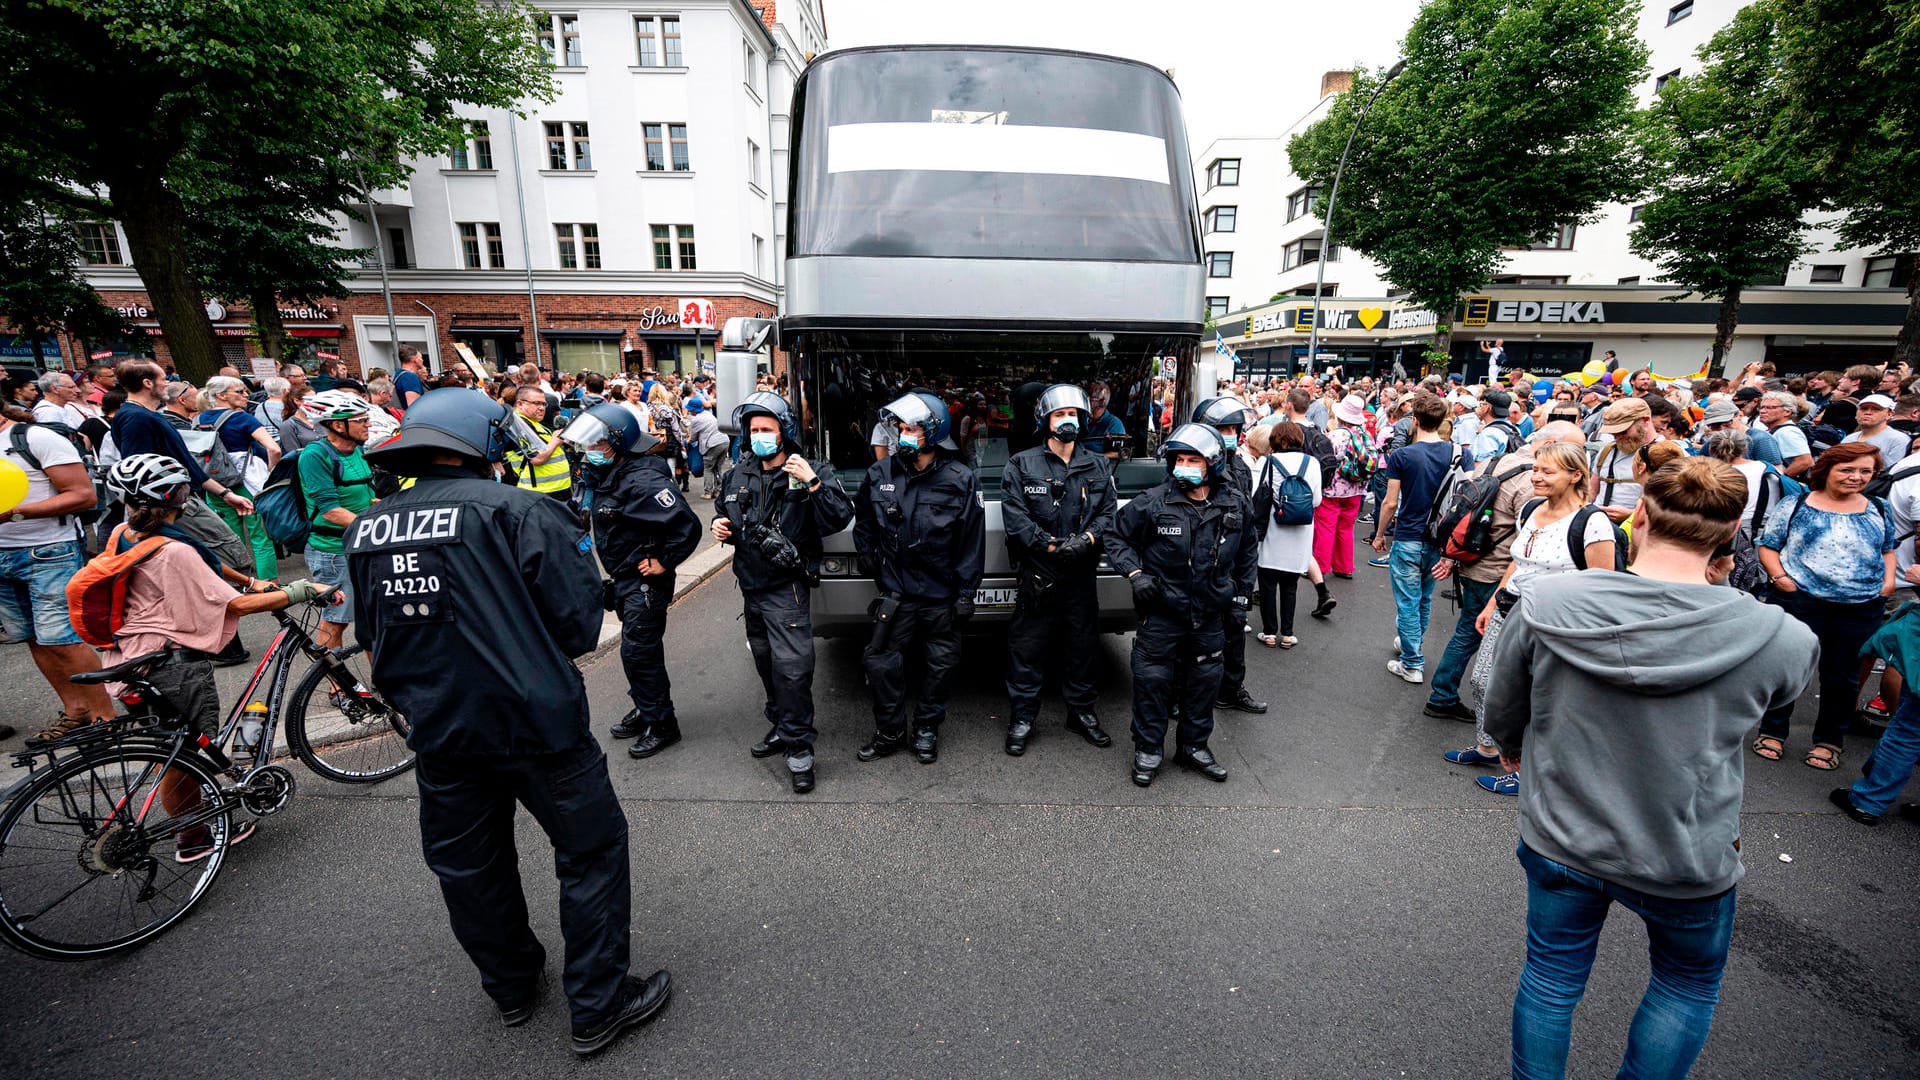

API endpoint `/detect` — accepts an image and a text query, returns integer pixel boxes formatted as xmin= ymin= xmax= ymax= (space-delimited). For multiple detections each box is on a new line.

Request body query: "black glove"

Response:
xmin=1229 ymin=605 xmax=1248 ymax=628
xmin=1054 ymin=533 xmax=1092 ymax=560
xmin=1129 ymin=573 xmax=1163 ymax=609
xmin=954 ymin=596 xmax=975 ymax=621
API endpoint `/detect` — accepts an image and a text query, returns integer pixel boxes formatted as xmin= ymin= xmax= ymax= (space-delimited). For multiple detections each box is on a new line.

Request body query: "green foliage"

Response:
xmin=0 ymin=199 xmax=135 ymax=351
xmin=1287 ymin=0 xmax=1648 ymax=327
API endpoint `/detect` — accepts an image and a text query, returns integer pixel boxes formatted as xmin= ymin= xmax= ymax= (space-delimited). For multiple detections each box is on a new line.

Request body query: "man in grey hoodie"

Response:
xmin=1483 ymin=457 xmax=1817 ymax=1080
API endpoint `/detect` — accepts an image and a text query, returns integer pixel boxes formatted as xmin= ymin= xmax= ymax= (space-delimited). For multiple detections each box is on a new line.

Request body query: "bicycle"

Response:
xmin=0 ymin=588 xmax=413 ymax=960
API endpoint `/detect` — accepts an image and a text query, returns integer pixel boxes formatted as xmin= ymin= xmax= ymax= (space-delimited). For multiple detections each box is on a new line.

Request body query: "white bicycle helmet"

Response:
xmin=301 ymin=389 xmax=373 ymax=424
xmin=106 ymin=453 xmax=193 ymax=509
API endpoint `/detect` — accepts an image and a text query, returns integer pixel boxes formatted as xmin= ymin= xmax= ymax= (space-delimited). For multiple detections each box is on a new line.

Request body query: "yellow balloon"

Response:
xmin=0 ymin=458 xmax=27 ymax=516
xmin=1580 ymin=359 xmax=1609 ymax=386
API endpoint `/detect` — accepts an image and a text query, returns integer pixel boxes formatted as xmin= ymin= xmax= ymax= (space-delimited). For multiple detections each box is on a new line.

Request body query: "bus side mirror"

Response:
xmin=722 ymin=317 xmax=775 ymax=352
xmin=715 ymin=350 xmax=759 ymax=433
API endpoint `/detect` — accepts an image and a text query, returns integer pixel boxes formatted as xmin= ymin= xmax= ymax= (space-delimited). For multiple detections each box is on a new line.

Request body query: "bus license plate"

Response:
xmin=974 ymin=587 xmax=1018 ymax=609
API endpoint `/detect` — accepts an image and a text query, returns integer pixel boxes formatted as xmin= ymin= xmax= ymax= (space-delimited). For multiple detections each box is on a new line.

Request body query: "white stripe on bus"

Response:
xmin=826 ymin=123 xmax=1170 ymax=184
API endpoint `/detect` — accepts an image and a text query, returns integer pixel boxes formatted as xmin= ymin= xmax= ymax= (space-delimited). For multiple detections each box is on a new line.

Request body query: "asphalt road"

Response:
xmin=1 ymin=536 xmax=1916 ymax=1079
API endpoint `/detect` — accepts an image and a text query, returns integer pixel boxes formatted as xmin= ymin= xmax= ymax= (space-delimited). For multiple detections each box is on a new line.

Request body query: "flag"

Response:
xmin=1215 ymin=331 xmax=1228 ymax=356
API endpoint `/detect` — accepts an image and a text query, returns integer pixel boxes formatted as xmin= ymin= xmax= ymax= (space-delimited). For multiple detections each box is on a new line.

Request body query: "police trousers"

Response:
xmin=1130 ymin=609 xmax=1224 ymax=754
xmin=864 ymin=598 xmax=961 ymax=739
xmin=744 ymin=582 xmax=817 ymax=750
xmin=616 ymin=575 xmax=677 ymax=731
xmin=1005 ymin=570 xmax=1099 ymax=723
xmin=415 ymin=745 xmax=631 ymax=1033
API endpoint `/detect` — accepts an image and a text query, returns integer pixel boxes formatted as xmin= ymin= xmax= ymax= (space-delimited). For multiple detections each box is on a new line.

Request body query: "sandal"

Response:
xmin=1257 ymin=633 xmax=1278 ymax=648
xmin=1750 ymin=735 xmax=1785 ymax=761
xmin=1804 ymin=743 xmax=1842 ymax=771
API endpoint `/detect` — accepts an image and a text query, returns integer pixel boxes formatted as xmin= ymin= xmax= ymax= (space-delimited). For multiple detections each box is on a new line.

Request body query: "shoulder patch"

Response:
xmin=654 ymin=487 xmax=678 ymax=509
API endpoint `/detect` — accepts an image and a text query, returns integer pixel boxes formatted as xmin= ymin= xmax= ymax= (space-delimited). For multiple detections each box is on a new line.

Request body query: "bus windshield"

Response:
xmin=800 ymin=329 xmax=1187 ymax=498
xmin=790 ymin=47 xmax=1200 ymax=263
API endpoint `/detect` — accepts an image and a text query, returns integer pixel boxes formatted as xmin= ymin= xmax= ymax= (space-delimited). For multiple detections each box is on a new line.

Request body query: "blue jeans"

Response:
xmin=1512 ymin=843 xmax=1737 ymax=1080
xmin=1430 ymin=576 xmax=1498 ymax=706
xmin=1851 ymin=686 xmax=1920 ymax=815
xmin=0 ymin=539 xmax=86 ymax=646
xmin=1388 ymin=540 xmax=1440 ymax=670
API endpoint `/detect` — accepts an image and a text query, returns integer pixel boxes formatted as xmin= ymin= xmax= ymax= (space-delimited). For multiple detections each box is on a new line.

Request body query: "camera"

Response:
xmin=748 ymin=522 xmax=804 ymax=573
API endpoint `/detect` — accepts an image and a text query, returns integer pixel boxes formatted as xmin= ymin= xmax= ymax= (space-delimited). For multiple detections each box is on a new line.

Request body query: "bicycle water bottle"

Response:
xmin=236 ymin=702 xmax=267 ymax=755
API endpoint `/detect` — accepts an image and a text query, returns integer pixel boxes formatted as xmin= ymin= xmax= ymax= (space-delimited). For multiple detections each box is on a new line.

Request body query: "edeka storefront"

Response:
xmin=1221 ymin=285 xmax=1909 ymax=383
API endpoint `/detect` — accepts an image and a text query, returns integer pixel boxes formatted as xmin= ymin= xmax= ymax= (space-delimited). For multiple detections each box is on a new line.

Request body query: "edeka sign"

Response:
xmin=1461 ymin=297 xmax=1607 ymax=326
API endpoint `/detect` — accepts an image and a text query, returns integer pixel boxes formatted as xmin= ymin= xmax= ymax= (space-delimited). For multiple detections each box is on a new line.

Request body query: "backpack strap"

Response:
xmin=7 ymin=423 xmax=40 ymax=474
xmin=1566 ymin=505 xmax=1603 ymax=571
xmin=1751 ymin=467 xmax=1782 ymax=534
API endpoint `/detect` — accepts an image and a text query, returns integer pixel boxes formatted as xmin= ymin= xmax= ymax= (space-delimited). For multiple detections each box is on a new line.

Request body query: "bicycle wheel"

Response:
xmin=0 ymin=745 xmax=232 ymax=960
xmin=285 ymin=644 xmax=415 ymax=784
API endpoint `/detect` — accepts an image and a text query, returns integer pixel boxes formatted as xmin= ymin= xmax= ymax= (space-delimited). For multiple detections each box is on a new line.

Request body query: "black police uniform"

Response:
xmin=585 ymin=451 xmax=702 ymax=751
xmin=999 ymin=442 xmax=1117 ymax=745
xmin=344 ymin=465 xmax=627 ymax=1033
xmin=1211 ymin=450 xmax=1265 ymax=712
xmin=718 ymin=454 xmax=855 ymax=758
xmin=852 ymin=451 xmax=986 ymax=757
xmin=1104 ymin=477 xmax=1258 ymax=764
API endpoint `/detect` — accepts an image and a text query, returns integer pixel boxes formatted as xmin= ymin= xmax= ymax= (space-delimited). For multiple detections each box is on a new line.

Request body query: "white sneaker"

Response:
xmin=1387 ymin=659 xmax=1424 ymax=684
xmin=1393 ymin=635 xmax=1402 ymax=653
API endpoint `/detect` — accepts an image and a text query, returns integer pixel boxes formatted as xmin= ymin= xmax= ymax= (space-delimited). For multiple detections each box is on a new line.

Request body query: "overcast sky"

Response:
xmin=819 ymin=0 xmax=1428 ymax=153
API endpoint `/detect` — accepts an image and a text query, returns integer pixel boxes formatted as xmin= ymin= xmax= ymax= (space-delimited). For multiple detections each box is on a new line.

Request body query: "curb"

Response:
xmin=586 ymin=542 xmax=734 ymax=662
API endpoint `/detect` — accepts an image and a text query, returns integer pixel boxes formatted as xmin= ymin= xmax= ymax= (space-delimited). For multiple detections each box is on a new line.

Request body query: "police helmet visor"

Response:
xmin=880 ymin=393 xmax=935 ymax=430
xmin=559 ymin=412 xmax=615 ymax=450
xmin=501 ymin=409 xmax=543 ymax=457
xmin=1162 ymin=423 xmax=1224 ymax=464
xmin=1036 ymin=385 xmax=1091 ymax=419
xmin=1196 ymin=397 xmax=1251 ymax=429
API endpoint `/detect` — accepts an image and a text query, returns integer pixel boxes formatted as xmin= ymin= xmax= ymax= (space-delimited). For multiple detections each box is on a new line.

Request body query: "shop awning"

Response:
xmin=451 ymin=325 xmax=526 ymax=334
xmin=537 ymin=329 xmax=624 ymax=339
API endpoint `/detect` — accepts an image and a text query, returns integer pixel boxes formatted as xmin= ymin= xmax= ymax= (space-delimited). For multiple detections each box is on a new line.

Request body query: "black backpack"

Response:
xmin=1418 ymin=444 xmax=1471 ymax=546
xmin=1728 ymin=468 xmax=1787 ymax=595
xmin=7 ymin=421 xmax=102 ymax=526
xmin=1482 ymin=419 xmax=1524 ymax=457
xmin=1520 ymin=499 xmax=1630 ymax=572
xmin=1863 ymin=459 xmax=1920 ymax=501
xmin=1439 ymin=461 xmax=1535 ymax=563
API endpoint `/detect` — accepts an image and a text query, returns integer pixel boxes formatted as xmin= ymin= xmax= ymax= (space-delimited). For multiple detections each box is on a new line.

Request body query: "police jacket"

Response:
xmin=1222 ymin=452 xmax=1253 ymax=497
xmin=720 ymin=455 xmax=856 ymax=592
xmin=999 ymin=444 xmax=1117 ymax=572
xmin=584 ymin=452 xmax=702 ymax=584
xmin=853 ymin=451 xmax=986 ymax=603
xmin=1104 ymin=479 xmax=1259 ymax=627
xmin=344 ymin=466 xmax=602 ymax=757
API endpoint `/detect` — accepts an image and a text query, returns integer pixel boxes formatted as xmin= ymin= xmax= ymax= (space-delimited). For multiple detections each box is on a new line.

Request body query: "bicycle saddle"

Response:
xmin=69 ymin=648 xmax=184 ymax=685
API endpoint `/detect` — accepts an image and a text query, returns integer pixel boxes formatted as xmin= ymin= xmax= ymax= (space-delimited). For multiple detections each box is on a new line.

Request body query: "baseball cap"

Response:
xmin=1700 ymin=400 xmax=1738 ymax=426
xmin=1859 ymin=393 xmax=1896 ymax=410
xmin=1483 ymin=389 xmax=1513 ymax=412
xmin=1732 ymin=386 xmax=1763 ymax=403
xmin=1600 ymin=397 xmax=1652 ymax=434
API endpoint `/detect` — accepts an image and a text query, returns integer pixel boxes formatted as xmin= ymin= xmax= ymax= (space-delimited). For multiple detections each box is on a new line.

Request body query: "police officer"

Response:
xmin=1104 ymin=423 xmax=1258 ymax=788
xmin=347 ymin=389 xmax=670 ymax=1056
xmin=999 ymin=384 xmax=1117 ymax=755
xmin=711 ymin=391 xmax=854 ymax=793
xmin=852 ymin=390 xmax=986 ymax=765
xmin=1192 ymin=396 xmax=1269 ymax=716
xmin=560 ymin=403 xmax=702 ymax=759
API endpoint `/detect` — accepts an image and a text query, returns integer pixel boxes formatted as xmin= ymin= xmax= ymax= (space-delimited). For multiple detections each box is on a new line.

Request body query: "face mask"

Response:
xmin=897 ymin=432 xmax=922 ymax=454
xmin=1052 ymin=420 xmax=1080 ymax=442
xmin=1172 ymin=465 xmax=1206 ymax=490
xmin=584 ymin=450 xmax=614 ymax=467
xmin=750 ymin=432 xmax=782 ymax=458
xmin=1218 ymin=430 xmax=1239 ymax=449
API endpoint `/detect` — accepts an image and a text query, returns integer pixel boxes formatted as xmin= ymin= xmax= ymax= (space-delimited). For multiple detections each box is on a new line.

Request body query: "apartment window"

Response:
xmin=744 ymin=41 xmax=759 ymax=92
xmin=75 ymin=222 xmax=121 ymax=265
xmin=1286 ymin=186 xmax=1321 ymax=222
xmin=1530 ymin=224 xmax=1577 ymax=250
xmin=1654 ymin=68 xmax=1681 ymax=93
xmin=1208 ymin=158 xmax=1240 ymax=188
xmin=1206 ymin=296 xmax=1231 ymax=319
xmin=459 ymin=222 xmax=505 ymax=269
xmin=753 ymin=235 xmax=767 ymax=277
xmin=1809 ymin=264 xmax=1846 ymax=284
xmin=451 ymin=121 xmax=495 ymax=170
xmin=651 ymin=224 xmax=673 ymax=269
xmin=555 ymin=223 xmax=601 ymax=269
xmin=387 ymin=227 xmax=410 ymax=270
xmin=1207 ymin=206 xmax=1237 ymax=233
xmin=1283 ymin=239 xmax=1340 ymax=269
xmin=544 ymin=121 xmax=591 ymax=169
xmin=1864 ymin=254 xmax=1914 ymax=289
xmin=1629 ymin=203 xmax=1647 ymax=223
xmin=676 ymin=224 xmax=697 ymax=269
xmin=642 ymin=123 xmax=689 ymax=171
xmin=669 ymin=123 xmax=690 ymax=171
xmin=1617 ymin=276 xmax=1641 ymax=285
xmin=1667 ymin=1 xmax=1693 ymax=25
xmin=747 ymin=139 xmax=762 ymax=186
xmin=1208 ymin=252 xmax=1233 ymax=278
xmin=535 ymin=12 xmax=583 ymax=66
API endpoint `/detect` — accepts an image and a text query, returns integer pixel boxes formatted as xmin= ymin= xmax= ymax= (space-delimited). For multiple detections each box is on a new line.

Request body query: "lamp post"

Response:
xmin=1306 ymin=59 xmax=1406 ymax=377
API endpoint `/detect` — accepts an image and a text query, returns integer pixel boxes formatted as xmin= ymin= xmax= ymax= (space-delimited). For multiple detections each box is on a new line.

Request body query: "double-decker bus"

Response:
xmin=719 ymin=45 xmax=1208 ymax=636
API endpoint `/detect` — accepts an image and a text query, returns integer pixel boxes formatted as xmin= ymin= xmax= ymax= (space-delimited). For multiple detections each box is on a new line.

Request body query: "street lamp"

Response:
xmin=1306 ymin=59 xmax=1406 ymax=377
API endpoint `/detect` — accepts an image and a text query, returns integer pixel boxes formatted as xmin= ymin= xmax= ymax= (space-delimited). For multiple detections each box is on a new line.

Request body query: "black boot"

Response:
xmin=1175 ymin=745 xmax=1230 ymax=782
xmin=787 ymin=751 xmax=815 ymax=794
xmin=912 ymin=727 xmax=939 ymax=764
xmin=1065 ymin=711 xmax=1113 ymax=748
xmin=628 ymin=722 xmax=682 ymax=759
xmin=1004 ymin=718 xmax=1033 ymax=756
xmin=749 ymin=727 xmax=783 ymax=758
xmin=610 ymin=708 xmax=645 ymax=740
xmin=1215 ymin=687 xmax=1268 ymax=715
xmin=1131 ymin=750 xmax=1162 ymax=788
xmin=1311 ymin=584 xmax=1338 ymax=619
xmin=210 ymin=633 xmax=250 ymax=668
xmin=856 ymin=732 xmax=906 ymax=761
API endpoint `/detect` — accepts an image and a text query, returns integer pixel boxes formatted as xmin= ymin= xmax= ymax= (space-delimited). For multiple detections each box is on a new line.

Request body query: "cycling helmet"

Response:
xmin=1193 ymin=396 xmax=1253 ymax=431
xmin=559 ymin=402 xmax=659 ymax=456
xmin=301 ymin=389 xmax=373 ymax=424
xmin=1161 ymin=423 xmax=1228 ymax=479
xmin=1033 ymin=384 xmax=1092 ymax=429
xmin=880 ymin=391 xmax=957 ymax=451
xmin=106 ymin=453 xmax=193 ymax=509
xmin=364 ymin=387 xmax=520 ymax=474
xmin=732 ymin=390 xmax=799 ymax=444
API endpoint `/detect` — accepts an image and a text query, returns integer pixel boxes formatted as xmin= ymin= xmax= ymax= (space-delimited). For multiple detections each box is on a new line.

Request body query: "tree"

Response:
xmin=0 ymin=1 xmax=552 ymax=382
xmin=0 ymin=198 xmax=135 ymax=366
xmin=1287 ymin=0 xmax=1648 ymax=355
xmin=1628 ymin=0 xmax=1816 ymax=369
xmin=1773 ymin=1 xmax=1920 ymax=367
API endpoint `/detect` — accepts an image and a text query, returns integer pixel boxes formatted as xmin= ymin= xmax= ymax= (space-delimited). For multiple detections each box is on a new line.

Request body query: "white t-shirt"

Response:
xmin=32 ymin=399 xmax=87 ymax=429
xmin=1762 ymin=419 xmax=1810 ymax=461
xmin=0 ymin=423 xmax=85 ymax=548
xmin=1732 ymin=460 xmax=1768 ymax=526
xmin=1507 ymin=502 xmax=1614 ymax=594
xmin=1592 ymin=441 xmax=1642 ymax=512
xmin=1886 ymin=451 xmax=1920 ymax=578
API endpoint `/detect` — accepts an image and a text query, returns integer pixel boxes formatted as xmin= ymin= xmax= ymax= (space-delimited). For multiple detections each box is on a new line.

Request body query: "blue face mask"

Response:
xmin=584 ymin=450 xmax=614 ymax=467
xmin=1052 ymin=420 xmax=1081 ymax=442
xmin=1172 ymin=465 xmax=1206 ymax=490
xmin=1217 ymin=429 xmax=1239 ymax=449
xmin=750 ymin=432 xmax=782 ymax=458
xmin=897 ymin=432 xmax=922 ymax=454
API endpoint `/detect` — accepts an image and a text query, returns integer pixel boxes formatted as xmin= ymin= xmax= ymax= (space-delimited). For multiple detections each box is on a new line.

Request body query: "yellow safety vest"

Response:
xmin=513 ymin=418 xmax=571 ymax=493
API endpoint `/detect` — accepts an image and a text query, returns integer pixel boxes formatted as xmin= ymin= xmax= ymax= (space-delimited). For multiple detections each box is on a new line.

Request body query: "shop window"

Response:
xmin=556 ymin=223 xmax=600 ymax=269
xmin=1208 ymin=252 xmax=1233 ymax=278
xmin=1286 ymin=186 xmax=1320 ymax=222
xmin=1864 ymin=254 xmax=1913 ymax=289
xmin=1207 ymin=206 xmax=1236 ymax=233
xmin=536 ymin=12 xmax=583 ymax=67
xmin=544 ymin=121 xmax=592 ymax=170
xmin=1808 ymin=264 xmax=1846 ymax=284
xmin=75 ymin=222 xmax=122 ymax=265
xmin=553 ymin=339 xmax=623 ymax=372
xmin=1206 ymin=296 xmax=1230 ymax=319
xmin=459 ymin=222 xmax=506 ymax=269
xmin=1667 ymin=1 xmax=1693 ymax=26
xmin=1208 ymin=158 xmax=1239 ymax=188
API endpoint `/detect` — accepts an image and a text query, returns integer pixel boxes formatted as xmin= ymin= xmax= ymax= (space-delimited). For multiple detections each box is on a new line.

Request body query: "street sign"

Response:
xmin=677 ymin=298 xmax=716 ymax=330
xmin=1315 ymin=352 xmax=1338 ymax=361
